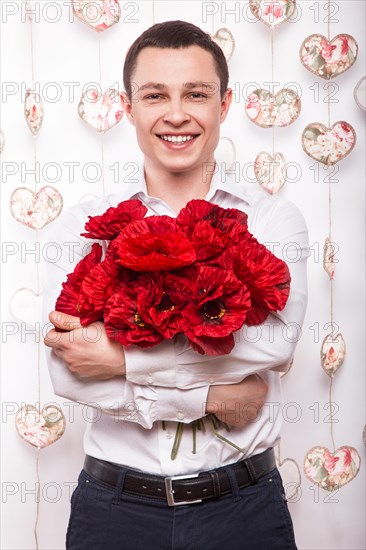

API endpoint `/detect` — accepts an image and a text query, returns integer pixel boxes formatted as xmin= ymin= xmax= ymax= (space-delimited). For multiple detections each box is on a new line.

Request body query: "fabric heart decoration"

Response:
xmin=9 ymin=288 xmax=42 ymax=328
xmin=10 ymin=186 xmax=63 ymax=230
xmin=304 ymin=445 xmax=360 ymax=491
xmin=72 ymin=0 xmax=121 ymax=32
xmin=16 ymin=404 xmax=66 ymax=449
xmin=354 ymin=76 xmax=366 ymax=111
xmin=24 ymin=90 xmax=44 ymax=135
xmin=302 ymin=121 xmax=356 ymax=165
xmin=215 ymin=136 xmax=236 ymax=172
xmin=78 ymin=87 xmax=124 ymax=133
xmin=254 ymin=151 xmax=287 ymax=194
xmin=0 ymin=129 xmax=5 ymax=154
xmin=323 ymin=237 xmax=335 ymax=279
xmin=300 ymin=34 xmax=358 ymax=80
xmin=276 ymin=455 xmax=302 ymax=501
xmin=211 ymin=28 xmax=235 ymax=61
xmin=249 ymin=0 xmax=296 ymax=28
xmin=246 ymin=89 xmax=301 ymax=128
xmin=320 ymin=333 xmax=346 ymax=377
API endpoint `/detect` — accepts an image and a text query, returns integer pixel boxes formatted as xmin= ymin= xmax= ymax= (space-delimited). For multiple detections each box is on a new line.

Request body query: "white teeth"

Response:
xmin=159 ymin=135 xmax=195 ymax=143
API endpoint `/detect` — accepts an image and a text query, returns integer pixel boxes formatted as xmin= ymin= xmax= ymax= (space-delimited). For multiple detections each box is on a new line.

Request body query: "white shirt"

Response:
xmin=41 ymin=163 xmax=310 ymax=476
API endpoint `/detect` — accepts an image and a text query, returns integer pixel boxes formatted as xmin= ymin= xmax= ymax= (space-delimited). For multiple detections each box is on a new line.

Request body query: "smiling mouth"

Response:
xmin=157 ymin=134 xmax=200 ymax=144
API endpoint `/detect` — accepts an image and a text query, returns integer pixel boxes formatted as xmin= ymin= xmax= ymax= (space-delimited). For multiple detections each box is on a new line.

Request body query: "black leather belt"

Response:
xmin=83 ymin=447 xmax=276 ymax=507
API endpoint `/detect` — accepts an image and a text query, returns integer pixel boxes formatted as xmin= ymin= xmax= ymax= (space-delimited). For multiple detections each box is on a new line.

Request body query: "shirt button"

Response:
xmin=176 ymin=412 xmax=184 ymax=420
xmin=147 ymin=375 xmax=153 ymax=384
xmin=166 ymin=432 xmax=173 ymax=439
xmin=209 ymin=377 xmax=215 ymax=384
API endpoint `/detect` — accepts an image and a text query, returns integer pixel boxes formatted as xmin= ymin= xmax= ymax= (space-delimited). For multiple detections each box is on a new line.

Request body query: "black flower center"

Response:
xmin=202 ymin=300 xmax=225 ymax=320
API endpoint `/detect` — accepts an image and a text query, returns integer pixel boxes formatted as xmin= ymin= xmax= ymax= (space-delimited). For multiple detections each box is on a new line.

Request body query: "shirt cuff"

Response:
xmin=153 ymin=385 xmax=210 ymax=423
xmin=124 ymin=339 xmax=177 ymax=387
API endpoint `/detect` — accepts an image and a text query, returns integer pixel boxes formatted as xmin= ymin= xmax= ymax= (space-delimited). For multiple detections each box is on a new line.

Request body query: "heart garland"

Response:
xmin=304 ymin=446 xmax=360 ymax=491
xmin=246 ymin=89 xmax=301 ymax=128
xmin=72 ymin=0 xmax=121 ymax=32
xmin=78 ymin=87 xmax=124 ymax=133
xmin=254 ymin=151 xmax=287 ymax=194
xmin=211 ymin=28 xmax=235 ymax=61
xmin=323 ymin=237 xmax=335 ymax=279
xmin=276 ymin=453 xmax=302 ymax=500
xmin=301 ymin=121 xmax=356 ymax=165
xmin=300 ymin=34 xmax=358 ymax=80
xmin=216 ymin=136 xmax=236 ymax=172
xmin=16 ymin=404 xmax=66 ymax=449
xmin=249 ymin=0 xmax=296 ymax=28
xmin=10 ymin=186 xmax=63 ymax=230
xmin=24 ymin=90 xmax=44 ymax=135
xmin=9 ymin=288 xmax=42 ymax=328
xmin=354 ymin=76 xmax=366 ymax=111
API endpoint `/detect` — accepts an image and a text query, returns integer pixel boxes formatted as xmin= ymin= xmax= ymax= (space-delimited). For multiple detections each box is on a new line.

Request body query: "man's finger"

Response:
xmin=49 ymin=310 xmax=82 ymax=331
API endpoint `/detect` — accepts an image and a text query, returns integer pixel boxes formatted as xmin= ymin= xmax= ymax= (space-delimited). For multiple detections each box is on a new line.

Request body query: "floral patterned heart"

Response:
xmin=323 ymin=237 xmax=335 ymax=279
xmin=246 ymin=89 xmax=301 ymax=128
xmin=302 ymin=121 xmax=356 ymax=165
xmin=16 ymin=404 xmax=66 ymax=449
xmin=72 ymin=0 xmax=121 ymax=32
xmin=24 ymin=90 xmax=44 ymax=135
xmin=300 ymin=34 xmax=358 ymax=80
xmin=9 ymin=288 xmax=42 ymax=328
xmin=211 ymin=28 xmax=235 ymax=61
xmin=304 ymin=446 xmax=360 ymax=491
xmin=249 ymin=0 xmax=296 ymax=28
xmin=78 ymin=87 xmax=124 ymax=133
xmin=354 ymin=76 xmax=366 ymax=111
xmin=254 ymin=151 xmax=287 ymax=194
xmin=320 ymin=333 xmax=346 ymax=377
xmin=10 ymin=186 xmax=63 ymax=230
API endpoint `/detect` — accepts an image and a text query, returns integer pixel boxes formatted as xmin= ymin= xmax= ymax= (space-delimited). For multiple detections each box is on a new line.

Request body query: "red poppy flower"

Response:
xmin=81 ymin=199 xmax=148 ymax=240
xmin=104 ymin=276 xmax=164 ymax=348
xmin=55 ymin=243 xmax=102 ymax=317
xmin=229 ymin=235 xmax=291 ymax=325
xmin=182 ymin=265 xmax=251 ymax=355
xmin=177 ymin=200 xmax=248 ymax=234
xmin=115 ymin=216 xmax=196 ymax=271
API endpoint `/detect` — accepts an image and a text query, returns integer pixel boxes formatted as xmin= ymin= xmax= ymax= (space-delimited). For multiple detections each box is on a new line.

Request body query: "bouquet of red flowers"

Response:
xmin=55 ymin=199 xmax=291 ymax=356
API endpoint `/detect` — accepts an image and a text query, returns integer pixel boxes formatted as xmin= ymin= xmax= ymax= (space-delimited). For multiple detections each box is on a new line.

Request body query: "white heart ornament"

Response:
xmin=16 ymin=404 xmax=66 ymax=449
xmin=323 ymin=237 xmax=335 ymax=279
xmin=9 ymin=288 xmax=43 ymax=328
xmin=302 ymin=121 xmax=356 ymax=165
xmin=276 ymin=457 xmax=302 ymax=501
xmin=0 ymin=129 xmax=5 ymax=154
xmin=72 ymin=0 xmax=121 ymax=32
xmin=354 ymin=76 xmax=366 ymax=111
xmin=215 ymin=137 xmax=236 ymax=172
xmin=249 ymin=0 xmax=296 ymax=28
xmin=10 ymin=186 xmax=63 ymax=230
xmin=254 ymin=151 xmax=287 ymax=194
xmin=78 ymin=87 xmax=124 ymax=133
xmin=24 ymin=90 xmax=44 ymax=135
xmin=304 ymin=445 xmax=360 ymax=491
xmin=211 ymin=28 xmax=235 ymax=61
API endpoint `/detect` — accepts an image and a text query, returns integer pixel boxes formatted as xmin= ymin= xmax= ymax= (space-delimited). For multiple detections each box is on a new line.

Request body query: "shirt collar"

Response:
xmin=114 ymin=161 xmax=256 ymax=206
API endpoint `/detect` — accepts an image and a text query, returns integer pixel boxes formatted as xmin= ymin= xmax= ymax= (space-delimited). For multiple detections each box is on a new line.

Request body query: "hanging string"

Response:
xmin=98 ymin=34 xmax=106 ymax=196
xmin=26 ymin=3 xmax=41 ymax=548
xmin=329 ymin=377 xmax=336 ymax=452
xmin=271 ymin=28 xmax=275 ymax=156
xmin=152 ymin=0 xmax=155 ymax=24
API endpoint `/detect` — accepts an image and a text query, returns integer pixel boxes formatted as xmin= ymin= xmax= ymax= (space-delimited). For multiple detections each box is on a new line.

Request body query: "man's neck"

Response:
xmin=144 ymin=160 xmax=216 ymax=214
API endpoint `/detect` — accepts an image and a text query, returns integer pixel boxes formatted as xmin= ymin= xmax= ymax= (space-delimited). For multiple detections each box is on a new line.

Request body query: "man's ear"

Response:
xmin=220 ymin=88 xmax=233 ymax=123
xmin=121 ymin=91 xmax=135 ymax=126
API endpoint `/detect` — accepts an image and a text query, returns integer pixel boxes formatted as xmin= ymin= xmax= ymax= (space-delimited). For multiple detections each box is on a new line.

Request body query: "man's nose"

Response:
xmin=163 ymin=99 xmax=190 ymax=125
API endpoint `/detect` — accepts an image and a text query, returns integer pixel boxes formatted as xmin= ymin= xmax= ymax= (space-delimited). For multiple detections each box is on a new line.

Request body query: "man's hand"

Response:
xmin=44 ymin=311 xmax=126 ymax=380
xmin=205 ymin=374 xmax=269 ymax=428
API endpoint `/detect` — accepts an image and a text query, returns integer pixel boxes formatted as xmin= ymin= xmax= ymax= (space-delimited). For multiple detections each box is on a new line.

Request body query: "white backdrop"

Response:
xmin=1 ymin=1 xmax=365 ymax=549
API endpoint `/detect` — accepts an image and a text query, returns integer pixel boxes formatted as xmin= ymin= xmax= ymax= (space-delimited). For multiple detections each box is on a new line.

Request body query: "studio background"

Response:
xmin=0 ymin=1 xmax=365 ymax=549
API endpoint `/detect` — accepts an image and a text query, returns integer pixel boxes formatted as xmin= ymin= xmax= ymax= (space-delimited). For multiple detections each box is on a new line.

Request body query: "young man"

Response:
xmin=43 ymin=20 xmax=309 ymax=549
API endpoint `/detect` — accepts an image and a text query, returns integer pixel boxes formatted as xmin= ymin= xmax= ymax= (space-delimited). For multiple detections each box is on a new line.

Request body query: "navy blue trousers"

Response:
xmin=66 ymin=465 xmax=298 ymax=550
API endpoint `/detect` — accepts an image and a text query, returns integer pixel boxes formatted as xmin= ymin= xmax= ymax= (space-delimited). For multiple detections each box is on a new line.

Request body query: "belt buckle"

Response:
xmin=164 ymin=473 xmax=202 ymax=507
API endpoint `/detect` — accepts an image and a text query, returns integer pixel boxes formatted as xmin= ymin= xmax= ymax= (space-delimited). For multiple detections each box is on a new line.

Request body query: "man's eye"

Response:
xmin=145 ymin=94 xmax=162 ymax=100
xmin=190 ymin=93 xmax=207 ymax=100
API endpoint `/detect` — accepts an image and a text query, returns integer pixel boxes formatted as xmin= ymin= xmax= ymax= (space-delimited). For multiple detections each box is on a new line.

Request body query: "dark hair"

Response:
xmin=123 ymin=20 xmax=229 ymax=101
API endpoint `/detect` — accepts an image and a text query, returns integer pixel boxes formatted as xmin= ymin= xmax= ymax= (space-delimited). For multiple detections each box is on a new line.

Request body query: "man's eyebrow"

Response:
xmin=137 ymin=81 xmax=217 ymax=93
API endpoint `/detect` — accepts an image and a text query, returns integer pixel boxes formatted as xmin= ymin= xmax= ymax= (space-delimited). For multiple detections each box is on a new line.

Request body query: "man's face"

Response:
xmin=123 ymin=45 xmax=232 ymax=175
